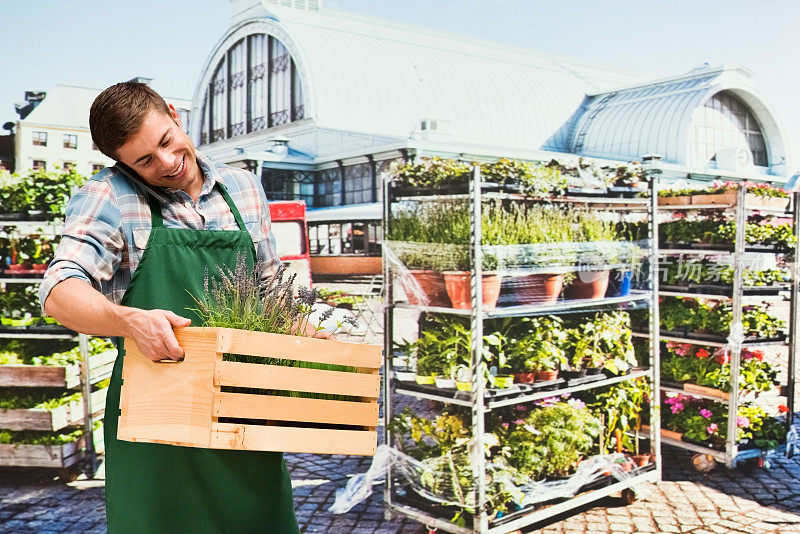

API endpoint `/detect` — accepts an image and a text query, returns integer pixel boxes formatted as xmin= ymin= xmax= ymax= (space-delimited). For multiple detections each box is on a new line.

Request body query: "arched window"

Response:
xmin=200 ymin=34 xmax=305 ymax=145
xmin=692 ymin=91 xmax=768 ymax=167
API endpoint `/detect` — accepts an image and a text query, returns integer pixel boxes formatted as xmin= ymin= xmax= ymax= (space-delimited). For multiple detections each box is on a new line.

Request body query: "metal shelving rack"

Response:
xmin=381 ymin=167 xmax=662 ymax=533
xmin=651 ymin=184 xmax=798 ymax=468
xmin=0 ymin=220 xmax=110 ymax=477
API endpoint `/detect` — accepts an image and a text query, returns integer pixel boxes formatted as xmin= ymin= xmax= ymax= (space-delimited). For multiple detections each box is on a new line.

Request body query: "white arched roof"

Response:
xmin=563 ymin=65 xmax=792 ymax=174
xmin=192 ymin=3 xmax=649 ymax=154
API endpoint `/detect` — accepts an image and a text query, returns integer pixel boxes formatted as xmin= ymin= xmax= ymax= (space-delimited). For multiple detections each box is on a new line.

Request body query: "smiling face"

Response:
xmin=115 ymin=105 xmax=203 ymax=200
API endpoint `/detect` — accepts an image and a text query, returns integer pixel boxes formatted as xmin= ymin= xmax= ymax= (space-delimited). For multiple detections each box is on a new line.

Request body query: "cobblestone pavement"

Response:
xmin=3 ymin=445 xmax=800 ymax=533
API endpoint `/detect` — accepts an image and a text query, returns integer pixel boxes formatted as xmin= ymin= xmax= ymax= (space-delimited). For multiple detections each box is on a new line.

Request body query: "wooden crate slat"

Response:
xmin=215 ymin=361 xmax=380 ymax=397
xmin=0 ymin=365 xmax=68 ymax=388
xmin=118 ymin=332 xmax=218 ymax=448
xmin=0 ymin=348 xmax=118 ymax=389
xmin=0 ymin=386 xmax=110 ymax=431
xmin=0 ymin=426 xmax=104 ymax=468
xmin=214 ymin=391 xmax=378 ymax=426
xmin=211 ymin=422 xmax=377 ymax=455
xmin=216 ymin=327 xmax=382 ymax=370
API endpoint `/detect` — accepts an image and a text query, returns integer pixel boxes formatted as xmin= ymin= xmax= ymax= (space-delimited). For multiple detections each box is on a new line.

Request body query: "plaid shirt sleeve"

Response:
xmin=38 ymin=178 xmax=125 ymax=311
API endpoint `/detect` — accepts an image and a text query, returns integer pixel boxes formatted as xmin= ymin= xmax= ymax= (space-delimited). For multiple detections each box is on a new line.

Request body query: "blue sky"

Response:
xmin=2 ymin=0 xmax=798 ymax=145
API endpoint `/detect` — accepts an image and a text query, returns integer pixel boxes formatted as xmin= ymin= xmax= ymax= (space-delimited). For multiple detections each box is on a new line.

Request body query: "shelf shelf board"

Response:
xmin=658 ymin=203 xmax=792 ymax=216
xmin=393 ymin=290 xmax=652 ymax=318
xmin=659 ymin=246 xmax=789 ymax=256
xmin=394 ymin=370 xmax=651 ymax=410
xmin=632 ymin=331 xmax=788 ymax=348
xmin=0 ymin=277 xmax=44 ymax=284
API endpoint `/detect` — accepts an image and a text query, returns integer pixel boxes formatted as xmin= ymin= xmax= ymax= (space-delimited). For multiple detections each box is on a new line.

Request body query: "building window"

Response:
xmin=692 ymin=91 xmax=768 ymax=167
xmin=261 ymin=169 xmax=316 ymax=205
xmin=317 ymin=167 xmax=342 ymax=207
xmin=32 ymin=131 xmax=47 ymax=146
xmin=343 ymin=162 xmax=373 ymax=204
xmin=308 ymin=221 xmax=382 ymax=256
xmin=63 ymin=134 xmax=77 ymax=149
xmin=200 ymin=33 xmax=305 ymax=145
xmin=32 ymin=160 xmax=46 ymax=170
xmin=92 ymin=164 xmax=104 ymax=173
xmin=63 ymin=162 xmax=75 ymax=170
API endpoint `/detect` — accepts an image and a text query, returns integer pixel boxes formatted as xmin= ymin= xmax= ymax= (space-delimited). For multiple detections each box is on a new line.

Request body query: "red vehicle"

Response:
xmin=268 ymin=200 xmax=312 ymax=291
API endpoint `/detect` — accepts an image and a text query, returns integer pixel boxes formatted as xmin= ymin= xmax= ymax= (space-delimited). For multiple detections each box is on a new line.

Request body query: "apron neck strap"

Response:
xmin=147 ymin=182 xmax=247 ymax=231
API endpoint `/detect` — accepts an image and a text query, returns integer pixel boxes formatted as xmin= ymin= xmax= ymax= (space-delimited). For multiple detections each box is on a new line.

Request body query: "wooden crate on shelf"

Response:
xmin=118 ymin=327 xmax=382 ymax=456
xmin=0 ymin=425 xmax=104 ymax=468
xmin=0 ymin=349 xmax=116 ymax=388
xmin=0 ymin=387 xmax=108 ymax=431
xmin=691 ymin=192 xmax=790 ymax=211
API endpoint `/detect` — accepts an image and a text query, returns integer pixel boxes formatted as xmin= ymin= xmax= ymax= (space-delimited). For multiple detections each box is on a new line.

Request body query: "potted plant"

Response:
xmin=565 ymin=213 xmax=620 ymax=300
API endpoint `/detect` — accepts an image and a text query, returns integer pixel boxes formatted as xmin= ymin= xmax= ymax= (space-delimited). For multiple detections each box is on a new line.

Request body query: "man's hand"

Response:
xmin=45 ymin=278 xmax=192 ymax=361
xmin=295 ymin=319 xmax=335 ymax=340
xmin=125 ymin=309 xmax=191 ymax=362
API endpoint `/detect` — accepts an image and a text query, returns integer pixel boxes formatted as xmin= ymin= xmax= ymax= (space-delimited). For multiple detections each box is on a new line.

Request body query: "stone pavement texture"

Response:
xmin=3 ymin=445 xmax=800 ymax=533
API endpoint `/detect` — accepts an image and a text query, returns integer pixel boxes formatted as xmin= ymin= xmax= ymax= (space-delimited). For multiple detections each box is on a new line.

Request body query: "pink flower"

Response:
xmin=515 ymin=405 xmax=526 ymax=411
xmin=696 ymin=349 xmax=710 ymax=359
xmin=737 ymin=416 xmax=750 ymax=428
xmin=514 ymin=419 xmax=525 ymax=425
xmin=568 ymin=398 xmax=586 ymax=410
xmin=670 ymin=403 xmax=684 ymax=414
xmin=700 ymin=409 xmax=712 ymax=419
xmin=707 ymin=423 xmax=718 ymax=435
xmin=501 ymin=422 xmax=509 ymax=429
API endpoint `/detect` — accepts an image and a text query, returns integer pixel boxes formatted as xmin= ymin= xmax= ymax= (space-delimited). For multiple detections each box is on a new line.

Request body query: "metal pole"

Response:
xmin=382 ymin=176 xmax=395 ymax=513
xmin=469 ymin=164 xmax=487 ymax=533
xmin=788 ymin=192 xmax=799 ymax=428
xmin=79 ymin=333 xmax=95 ymax=477
xmin=726 ymin=185 xmax=747 ymax=467
xmin=648 ymin=173 xmax=662 ymax=479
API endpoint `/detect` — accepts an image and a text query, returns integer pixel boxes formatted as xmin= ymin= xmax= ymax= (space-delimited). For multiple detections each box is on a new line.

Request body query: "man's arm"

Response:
xmin=39 ymin=176 xmax=189 ymax=361
xmin=44 ymin=278 xmax=190 ymax=361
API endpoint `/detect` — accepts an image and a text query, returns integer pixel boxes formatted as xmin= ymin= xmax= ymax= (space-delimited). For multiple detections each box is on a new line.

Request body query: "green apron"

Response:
xmin=103 ymin=183 xmax=299 ymax=533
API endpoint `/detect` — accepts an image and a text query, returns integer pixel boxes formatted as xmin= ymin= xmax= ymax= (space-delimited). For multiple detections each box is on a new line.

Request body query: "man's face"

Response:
xmin=115 ymin=105 xmax=202 ymax=198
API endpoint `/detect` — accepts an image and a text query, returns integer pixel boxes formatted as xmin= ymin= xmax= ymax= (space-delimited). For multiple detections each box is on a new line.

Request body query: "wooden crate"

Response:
xmin=118 ymin=327 xmax=382 ymax=456
xmin=0 ymin=425 xmax=104 ymax=468
xmin=0 ymin=387 xmax=108 ymax=431
xmin=0 ymin=349 xmax=117 ymax=388
xmin=657 ymin=196 xmax=692 ymax=206
xmin=692 ymin=192 xmax=790 ymax=211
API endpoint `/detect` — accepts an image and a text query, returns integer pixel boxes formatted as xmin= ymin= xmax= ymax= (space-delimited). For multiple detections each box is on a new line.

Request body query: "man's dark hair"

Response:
xmin=89 ymin=82 xmax=171 ymax=160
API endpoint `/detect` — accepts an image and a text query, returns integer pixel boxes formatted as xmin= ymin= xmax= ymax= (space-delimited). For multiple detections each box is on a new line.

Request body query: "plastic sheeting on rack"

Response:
xmin=329 ymin=444 xmax=646 ymax=516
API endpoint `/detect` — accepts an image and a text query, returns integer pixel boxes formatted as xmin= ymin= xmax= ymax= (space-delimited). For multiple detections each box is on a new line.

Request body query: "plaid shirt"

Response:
xmin=39 ymin=151 xmax=280 ymax=310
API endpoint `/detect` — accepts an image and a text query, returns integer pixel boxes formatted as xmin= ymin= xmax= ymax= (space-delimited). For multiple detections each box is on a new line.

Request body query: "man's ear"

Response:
xmin=168 ymin=103 xmax=181 ymax=128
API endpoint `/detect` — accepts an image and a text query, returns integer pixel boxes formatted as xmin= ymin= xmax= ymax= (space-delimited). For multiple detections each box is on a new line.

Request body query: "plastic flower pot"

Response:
xmin=505 ymin=273 xmax=564 ymax=305
xmin=455 ymin=380 xmax=472 ymax=391
xmin=584 ymin=366 xmax=603 ymax=375
xmin=443 ymin=271 xmax=501 ymax=310
xmin=434 ymin=376 xmax=456 ymax=389
xmin=494 ymin=375 xmax=514 ymax=388
xmin=404 ymin=270 xmax=451 ymax=307
xmin=513 ymin=372 xmax=536 ymax=384
xmin=564 ymin=269 xmax=610 ymax=300
xmin=394 ymin=370 xmax=416 ymax=382
xmin=605 ymin=270 xmax=632 ymax=297
xmin=562 ymin=369 xmax=587 ymax=380
xmin=534 ymin=369 xmax=559 ymax=382
xmin=415 ymin=375 xmax=435 ymax=385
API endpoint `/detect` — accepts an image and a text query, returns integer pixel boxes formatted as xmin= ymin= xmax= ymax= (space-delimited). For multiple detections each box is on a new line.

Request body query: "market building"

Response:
xmin=191 ymin=0 xmax=797 ymax=272
xmin=13 ymin=81 xmax=191 ymax=176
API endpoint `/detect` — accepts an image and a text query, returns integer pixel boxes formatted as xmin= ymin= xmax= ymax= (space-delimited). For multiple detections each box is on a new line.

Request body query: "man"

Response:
xmin=40 ymin=82 xmax=300 ymax=533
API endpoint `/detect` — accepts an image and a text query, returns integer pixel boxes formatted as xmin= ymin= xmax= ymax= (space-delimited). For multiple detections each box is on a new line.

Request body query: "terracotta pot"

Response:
xmin=443 ymin=271 xmax=501 ymax=310
xmin=507 ymin=273 xmax=564 ymax=305
xmin=513 ymin=372 xmax=536 ymax=384
xmin=632 ymin=454 xmax=651 ymax=467
xmin=565 ymin=270 xmax=610 ymax=299
xmin=534 ymin=369 xmax=559 ymax=382
xmin=619 ymin=460 xmax=634 ymax=472
xmin=31 ymin=264 xmax=48 ymax=273
xmin=404 ymin=270 xmax=451 ymax=307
